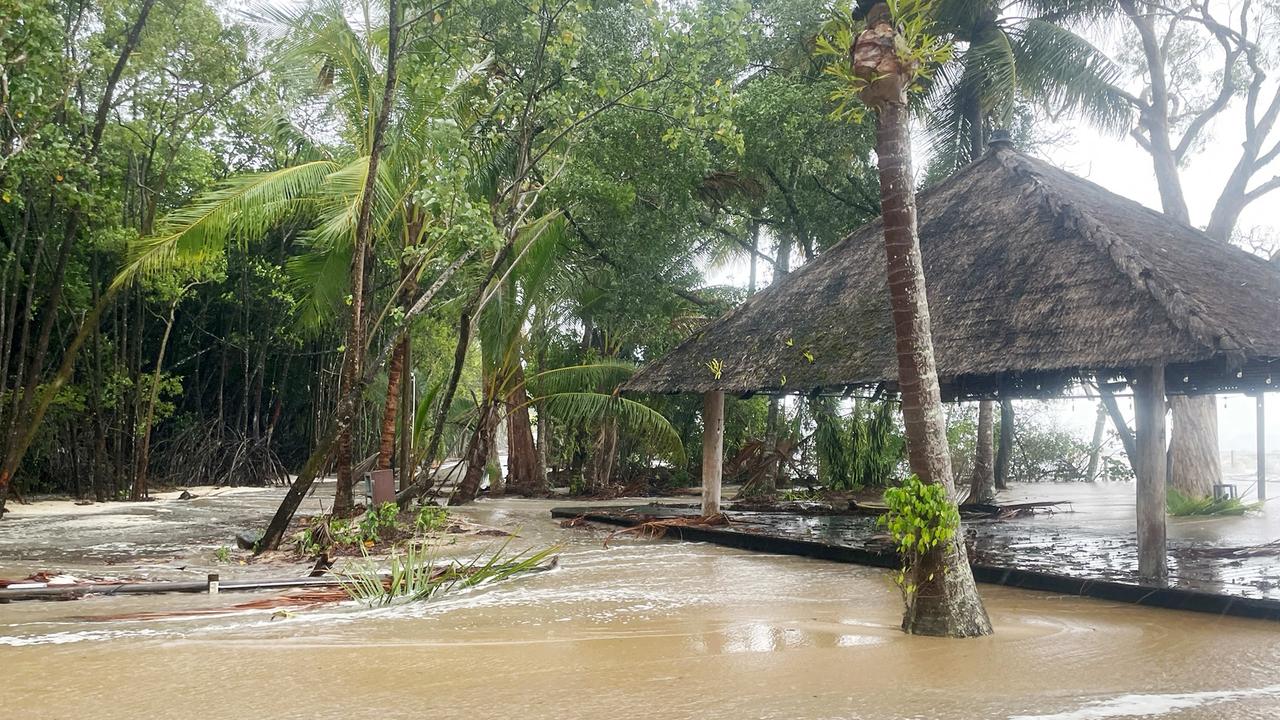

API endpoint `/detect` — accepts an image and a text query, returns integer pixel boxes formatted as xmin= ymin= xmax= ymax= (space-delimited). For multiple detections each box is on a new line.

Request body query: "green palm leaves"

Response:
xmin=922 ymin=0 xmax=1130 ymax=168
xmin=116 ymin=160 xmax=341 ymax=285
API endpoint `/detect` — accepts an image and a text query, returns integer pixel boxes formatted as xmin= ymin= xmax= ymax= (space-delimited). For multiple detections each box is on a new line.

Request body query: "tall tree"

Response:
xmin=834 ymin=0 xmax=992 ymax=636
xmin=1108 ymin=0 xmax=1280 ymax=499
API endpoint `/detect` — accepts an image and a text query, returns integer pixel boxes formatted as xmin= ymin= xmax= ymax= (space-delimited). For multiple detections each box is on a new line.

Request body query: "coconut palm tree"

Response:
xmin=450 ymin=216 xmax=686 ymax=503
xmin=824 ymin=0 xmax=993 ymax=637
xmin=120 ymin=0 xmax=491 ymax=513
xmin=923 ymin=0 xmax=1130 ymax=171
xmin=918 ymin=1 xmax=1131 ymax=498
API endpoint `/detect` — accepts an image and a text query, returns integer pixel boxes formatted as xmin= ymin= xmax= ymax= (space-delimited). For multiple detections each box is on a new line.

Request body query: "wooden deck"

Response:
xmin=551 ymin=503 xmax=1280 ymax=622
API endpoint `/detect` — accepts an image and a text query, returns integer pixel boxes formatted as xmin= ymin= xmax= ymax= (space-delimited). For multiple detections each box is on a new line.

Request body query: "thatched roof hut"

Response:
xmin=629 ymin=145 xmax=1280 ymax=399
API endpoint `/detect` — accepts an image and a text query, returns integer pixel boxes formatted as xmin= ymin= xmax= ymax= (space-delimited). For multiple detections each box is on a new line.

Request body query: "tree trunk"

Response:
xmin=1085 ymin=402 xmax=1107 ymax=481
xmin=964 ymin=401 xmax=995 ymax=504
xmin=376 ymin=338 xmax=406 ymax=471
xmin=994 ymin=398 xmax=1013 ymax=489
xmin=1167 ymin=395 xmax=1219 ymax=499
xmin=333 ymin=0 xmax=403 ymax=517
xmin=398 ymin=341 xmax=413 ymax=489
xmin=855 ymin=7 xmax=991 ymax=637
xmin=454 ymin=398 xmax=499 ymax=504
xmin=132 ymin=293 xmax=181 ymax=501
xmin=1099 ymin=382 xmax=1139 ymax=476
xmin=505 ymin=364 xmax=545 ymax=495
xmin=586 ymin=418 xmax=620 ymax=495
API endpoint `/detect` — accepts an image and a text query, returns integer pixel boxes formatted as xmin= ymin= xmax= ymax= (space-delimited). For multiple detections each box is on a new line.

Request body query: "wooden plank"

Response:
xmin=701 ymin=390 xmax=725 ymax=517
xmin=1134 ymin=365 xmax=1168 ymax=583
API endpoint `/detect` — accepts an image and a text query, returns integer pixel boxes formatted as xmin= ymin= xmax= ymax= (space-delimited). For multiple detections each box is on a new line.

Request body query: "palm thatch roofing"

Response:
xmin=628 ymin=146 xmax=1280 ymax=399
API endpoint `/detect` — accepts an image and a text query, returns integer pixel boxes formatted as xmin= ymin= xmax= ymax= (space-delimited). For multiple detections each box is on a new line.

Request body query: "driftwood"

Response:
xmin=727 ymin=438 xmax=798 ymax=497
xmin=603 ymin=513 xmax=731 ymax=548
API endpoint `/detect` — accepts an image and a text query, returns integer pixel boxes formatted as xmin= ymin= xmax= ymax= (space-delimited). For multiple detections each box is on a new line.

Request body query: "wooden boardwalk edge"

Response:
xmin=551 ymin=507 xmax=1280 ymax=622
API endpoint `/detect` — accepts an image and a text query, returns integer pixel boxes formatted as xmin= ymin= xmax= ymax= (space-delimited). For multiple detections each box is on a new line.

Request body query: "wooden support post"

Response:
xmin=1259 ymin=394 xmax=1267 ymax=502
xmin=1133 ymin=366 xmax=1167 ymax=583
xmin=701 ymin=390 xmax=725 ymax=517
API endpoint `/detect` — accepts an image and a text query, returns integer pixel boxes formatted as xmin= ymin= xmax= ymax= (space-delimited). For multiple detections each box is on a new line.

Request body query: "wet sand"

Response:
xmin=3 ymin=486 xmax=1280 ymax=719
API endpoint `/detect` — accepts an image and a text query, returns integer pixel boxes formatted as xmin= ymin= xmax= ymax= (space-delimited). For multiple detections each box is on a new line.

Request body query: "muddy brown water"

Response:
xmin=3 ymin=485 xmax=1280 ymax=719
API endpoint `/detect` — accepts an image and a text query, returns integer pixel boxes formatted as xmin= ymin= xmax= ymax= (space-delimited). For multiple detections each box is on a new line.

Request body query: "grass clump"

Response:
xmin=1167 ymin=489 xmax=1261 ymax=517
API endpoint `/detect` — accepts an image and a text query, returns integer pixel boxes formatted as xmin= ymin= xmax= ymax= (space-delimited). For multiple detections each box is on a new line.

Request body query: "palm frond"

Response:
xmin=117 ymin=160 xmax=339 ymax=285
xmin=527 ymin=361 xmax=637 ymax=396
xmin=538 ymin=392 xmax=684 ymax=461
xmin=1010 ymin=19 xmax=1133 ymax=135
xmin=285 ymin=242 xmax=353 ymax=331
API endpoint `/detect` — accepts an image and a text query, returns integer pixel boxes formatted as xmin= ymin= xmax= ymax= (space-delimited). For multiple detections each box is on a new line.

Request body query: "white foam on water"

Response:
xmin=1009 ymin=684 xmax=1280 ymax=720
xmin=0 ymin=628 xmax=171 ymax=646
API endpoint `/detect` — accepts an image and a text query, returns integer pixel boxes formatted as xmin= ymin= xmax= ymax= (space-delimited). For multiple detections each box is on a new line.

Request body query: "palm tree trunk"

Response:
xmin=455 ymin=398 xmax=499 ymax=504
xmin=376 ymin=339 xmax=406 ymax=471
xmin=855 ymin=5 xmax=991 ymax=637
xmin=505 ymin=364 xmax=545 ymax=495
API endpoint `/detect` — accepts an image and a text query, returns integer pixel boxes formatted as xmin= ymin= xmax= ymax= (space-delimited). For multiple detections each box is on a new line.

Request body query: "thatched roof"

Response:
xmin=629 ymin=146 xmax=1280 ymax=398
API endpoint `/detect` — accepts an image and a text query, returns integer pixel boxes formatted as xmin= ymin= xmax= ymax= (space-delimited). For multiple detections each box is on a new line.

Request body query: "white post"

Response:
xmin=701 ymin=390 xmax=725 ymax=517
xmin=1134 ymin=366 xmax=1167 ymax=583
xmin=1259 ymin=394 xmax=1267 ymax=502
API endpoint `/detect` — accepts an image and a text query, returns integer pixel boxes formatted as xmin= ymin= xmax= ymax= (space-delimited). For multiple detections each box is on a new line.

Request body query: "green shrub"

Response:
xmin=414 ymin=505 xmax=449 ymax=533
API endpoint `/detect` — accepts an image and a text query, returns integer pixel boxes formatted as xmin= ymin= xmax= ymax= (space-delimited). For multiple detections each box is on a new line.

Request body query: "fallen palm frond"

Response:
xmin=602 ymin=513 xmax=730 ymax=548
xmin=338 ymin=539 xmax=560 ymax=606
xmin=1167 ymin=489 xmax=1261 ymax=517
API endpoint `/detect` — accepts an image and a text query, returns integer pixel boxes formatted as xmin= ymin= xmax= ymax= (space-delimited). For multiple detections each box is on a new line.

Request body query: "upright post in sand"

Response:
xmin=1133 ymin=366 xmax=1168 ymax=583
xmin=701 ymin=390 xmax=725 ymax=517
xmin=1259 ymin=393 xmax=1267 ymax=502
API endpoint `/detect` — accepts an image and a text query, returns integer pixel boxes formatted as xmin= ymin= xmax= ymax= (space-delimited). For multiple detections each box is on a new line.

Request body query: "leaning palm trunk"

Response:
xmin=854 ymin=4 xmax=991 ymax=637
xmin=454 ymin=397 xmax=500 ymax=504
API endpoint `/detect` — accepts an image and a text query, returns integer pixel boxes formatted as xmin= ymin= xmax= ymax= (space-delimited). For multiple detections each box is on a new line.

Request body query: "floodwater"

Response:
xmin=4 ymin=485 xmax=1280 ymax=719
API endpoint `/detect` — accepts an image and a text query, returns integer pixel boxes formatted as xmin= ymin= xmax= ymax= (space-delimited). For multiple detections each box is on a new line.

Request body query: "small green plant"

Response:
xmin=879 ymin=474 xmax=960 ymax=598
xmin=1167 ymin=489 xmax=1261 ymax=517
xmin=414 ymin=505 xmax=449 ymax=534
xmin=339 ymin=539 xmax=561 ymax=606
xmin=214 ymin=545 xmax=231 ymax=563
xmin=705 ymin=358 xmax=723 ymax=380
xmin=357 ymin=502 xmax=401 ymax=544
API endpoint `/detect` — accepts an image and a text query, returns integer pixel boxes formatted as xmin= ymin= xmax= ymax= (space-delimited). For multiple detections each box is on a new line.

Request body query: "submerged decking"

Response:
xmin=551 ymin=498 xmax=1280 ymax=622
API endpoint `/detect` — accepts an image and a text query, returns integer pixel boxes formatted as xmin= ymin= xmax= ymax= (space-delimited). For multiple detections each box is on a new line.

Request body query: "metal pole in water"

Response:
xmin=1259 ymin=394 xmax=1267 ymax=502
